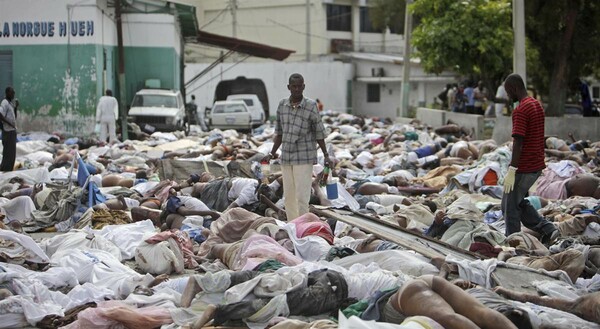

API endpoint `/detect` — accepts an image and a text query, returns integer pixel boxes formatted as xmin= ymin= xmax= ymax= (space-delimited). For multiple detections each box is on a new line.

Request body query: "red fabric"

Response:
xmin=482 ymin=170 xmax=498 ymax=186
xmin=511 ymin=97 xmax=546 ymax=173
xmin=291 ymin=213 xmax=334 ymax=245
xmin=469 ymin=242 xmax=501 ymax=258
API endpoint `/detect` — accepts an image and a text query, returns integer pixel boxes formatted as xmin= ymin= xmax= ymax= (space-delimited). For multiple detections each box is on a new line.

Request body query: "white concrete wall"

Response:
xmin=416 ymin=107 xmax=485 ymax=140
xmin=122 ymin=13 xmax=181 ymax=55
xmin=185 ymin=61 xmax=353 ymax=115
xmin=192 ymin=0 xmax=404 ymax=62
xmin=0 ymin=0 xmax=100 ymax=45
xmin=351 ymin=58 xmax=454 ymax=117
xmin=0 ymin=0 xmax=180 ymax=52
xmin=492 ymin=116 xmax=600 ymax=144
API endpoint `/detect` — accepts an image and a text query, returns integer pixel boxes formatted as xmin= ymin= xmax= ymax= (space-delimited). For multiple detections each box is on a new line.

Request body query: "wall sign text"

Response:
xmin=0 ymin=21 xmax=94 ymax=38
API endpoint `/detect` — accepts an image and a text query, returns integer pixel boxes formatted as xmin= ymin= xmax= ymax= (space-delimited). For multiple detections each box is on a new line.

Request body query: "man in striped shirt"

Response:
xmin=502 ymin=74 xmax=558 ymax=243
xmin=264 ymin=73 xmax=330 ymax=221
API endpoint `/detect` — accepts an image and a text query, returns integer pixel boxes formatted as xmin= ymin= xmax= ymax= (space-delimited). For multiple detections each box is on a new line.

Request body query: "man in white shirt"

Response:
xmin=96 ymin=89 xmax=118 ymax=143
xmin=0 ymin=87 xmax=18 ymax=172
xmin=494 ymin=83 xmax=508 ymax=117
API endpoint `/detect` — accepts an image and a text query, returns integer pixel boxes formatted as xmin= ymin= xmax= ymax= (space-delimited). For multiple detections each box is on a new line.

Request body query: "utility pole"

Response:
xmin=399 ymin=0 xmax=413 ymax=118
xmin=513 ymin=0 xmax=526 ymax=81
xmin=231 ymin=0 xmax=237 ymax=38
xmin=306 ymin=0 xmax=310 ymax=61
xmin=115 ymin=0 xmax=128 ymax=140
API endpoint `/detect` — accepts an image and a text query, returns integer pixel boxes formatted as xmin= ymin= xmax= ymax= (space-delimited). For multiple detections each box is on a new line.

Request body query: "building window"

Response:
xmin=593 ymin=86 xmax=600 ymax=99
xmin=367 ymin=84 xmax=380 ymax=103
xmin=360 ymin=7 xmax=382 ymax=33
xmin=326 ymin=4 xmax=351 ymax=32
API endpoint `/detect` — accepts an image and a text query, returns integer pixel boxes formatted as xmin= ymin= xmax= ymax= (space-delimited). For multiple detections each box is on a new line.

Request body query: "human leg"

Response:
xmin=396 ymin=279 xmax=479 ymax=329
xmin=0 ymin=130 xmax=16 ymax=172
xmin=108 ymin=120 xmax=117 ymax=143
xmin=100 ymin=122 xmax=109 ymax=143
xmin=425 ymin=275 xmax=517 ymax=329
xmin=181 ymin=276 xmax=201 ymax=307
xmin=517 ymin=173 xmax=558 ymax=238
xmin=293 ymin=164 xmax=313 ymax=217
xmin=281 ymin=164 xmax=299 ymax=221
xmin=502 ymin=173 xmax=532 ymax=236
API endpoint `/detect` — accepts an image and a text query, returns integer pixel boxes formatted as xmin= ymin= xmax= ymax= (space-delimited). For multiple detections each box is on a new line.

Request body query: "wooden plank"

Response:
xmin=312 ymin=207 xmax=482 ymax=261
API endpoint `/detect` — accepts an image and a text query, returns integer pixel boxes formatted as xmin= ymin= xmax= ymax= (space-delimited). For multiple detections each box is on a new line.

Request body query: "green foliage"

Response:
xmin=369 ymin=0 xmax=406 ymax=33
xmin=525 ymin=0 xmax=600 ymax=97
xmin=410 ymin=0 xmax=513 ymax=84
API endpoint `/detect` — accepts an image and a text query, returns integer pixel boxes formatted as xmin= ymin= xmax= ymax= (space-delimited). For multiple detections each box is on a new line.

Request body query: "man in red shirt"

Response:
xmin=502 ymin=74 xmax=558 ymax=243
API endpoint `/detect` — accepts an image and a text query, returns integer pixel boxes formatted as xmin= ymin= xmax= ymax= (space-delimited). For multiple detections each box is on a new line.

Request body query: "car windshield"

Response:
xmin=132 ymin=94 xmax=178 ymax=108
xmin=238 ymin=99 xmax=254 ymax=106
xmin=213 ymin=104 xmax=247 ymax=114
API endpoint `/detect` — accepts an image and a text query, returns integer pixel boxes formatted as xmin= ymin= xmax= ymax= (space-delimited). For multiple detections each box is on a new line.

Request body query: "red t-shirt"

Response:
xmin=512 ymin=97 xmax=546 ymax=173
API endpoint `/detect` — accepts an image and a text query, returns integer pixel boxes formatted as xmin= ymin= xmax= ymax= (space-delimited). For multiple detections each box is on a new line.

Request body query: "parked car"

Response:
xmin=226 ymin=94 xmax=266 ymax=127
xmin=208 ymin=100 xmax=253 ymax=132
xmin=128 ymin=89 xmax=187 ymax=133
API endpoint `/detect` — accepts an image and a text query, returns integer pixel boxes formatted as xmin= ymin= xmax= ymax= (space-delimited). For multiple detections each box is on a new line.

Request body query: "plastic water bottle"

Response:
xmin=321 ymin=166 xmax=331 ymax=187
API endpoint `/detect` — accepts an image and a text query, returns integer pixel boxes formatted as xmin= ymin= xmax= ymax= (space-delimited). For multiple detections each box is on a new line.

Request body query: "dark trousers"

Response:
xmin=501 ymin=171 xmax=556 ymax=237
xmin=0 ymin=130 xmax=16 ymax=171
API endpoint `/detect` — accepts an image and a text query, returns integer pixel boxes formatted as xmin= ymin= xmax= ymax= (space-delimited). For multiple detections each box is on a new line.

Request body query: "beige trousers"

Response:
xmin=281 ymin=164 xmax=313 ymax=221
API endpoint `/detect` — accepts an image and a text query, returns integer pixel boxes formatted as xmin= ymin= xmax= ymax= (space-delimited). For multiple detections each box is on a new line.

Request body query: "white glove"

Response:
xmin=503 ymin=166 xmax=517 ymax=194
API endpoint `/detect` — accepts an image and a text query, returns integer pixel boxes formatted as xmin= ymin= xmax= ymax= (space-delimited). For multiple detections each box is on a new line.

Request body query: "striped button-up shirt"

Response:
xmin=275 ymin=97 xmax=326 ymax=165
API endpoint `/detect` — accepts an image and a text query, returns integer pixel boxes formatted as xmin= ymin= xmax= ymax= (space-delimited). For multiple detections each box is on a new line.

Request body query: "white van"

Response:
xmin=128 ymin=89 xmax=187 ymax=133
xmin=225 ymin=94 xmax=265 ymax=127
xmin=208 ymin=100 xmax=253 ymax=132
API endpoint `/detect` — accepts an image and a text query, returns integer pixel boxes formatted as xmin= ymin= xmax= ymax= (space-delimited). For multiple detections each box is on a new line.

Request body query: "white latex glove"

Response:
xmin=503 ymin=166 xmax=517 ymax=194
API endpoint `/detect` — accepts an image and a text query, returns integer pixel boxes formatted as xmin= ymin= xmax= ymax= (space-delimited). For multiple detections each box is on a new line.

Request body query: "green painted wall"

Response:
xmin=0 ymin=44 xmax=179 ymax=134
xmin=123 ymin=46 xmax=180 ymax=106
xmin=0 ymin=44 xmax=99 ymax=117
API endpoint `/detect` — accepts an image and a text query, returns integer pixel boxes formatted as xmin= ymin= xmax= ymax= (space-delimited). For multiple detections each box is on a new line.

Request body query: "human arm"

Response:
xmin=0 ymin=102 xmax=14 ymax=129
xmin=510 ymin=136 xmax=523 ymax=167
xmin=317 ymin=139 xmax=330 ymax=167
xmin=312 ymin=104 xmax=330 ymax=166
xmin=177 ymin=207 xmax=220 ymax=220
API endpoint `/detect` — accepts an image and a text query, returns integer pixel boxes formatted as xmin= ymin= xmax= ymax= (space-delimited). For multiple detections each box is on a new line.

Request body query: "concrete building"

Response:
xmin=0 ymin=0 xmax=196 ymax=134
xmin=184 ymin=0 xmax=455 ymax=118
xmin=185 ymin=61 xmax=353 ymax=117
xmin=189 ymin=0 xmax=404 ymax=63
xmin=342 ymin=52 xmax=455 ymax=118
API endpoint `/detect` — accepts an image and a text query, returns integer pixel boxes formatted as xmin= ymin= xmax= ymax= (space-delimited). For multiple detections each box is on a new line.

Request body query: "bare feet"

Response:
xmin=181 ymin=277 xmax=202 ymax=308
xmin=149 ymin=274 xmax=170 ymax=288
xmin=192 ymin=304 xmax=217 ymax=329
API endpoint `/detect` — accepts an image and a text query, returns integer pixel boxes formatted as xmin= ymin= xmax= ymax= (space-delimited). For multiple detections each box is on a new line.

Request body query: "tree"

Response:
xmin=525 ymin=0 xmax=600 ymax=116
xmin=409 ymin=0 xmax=513 ymax=91
xmin=369 ymin=0 xmax=406 ymax=34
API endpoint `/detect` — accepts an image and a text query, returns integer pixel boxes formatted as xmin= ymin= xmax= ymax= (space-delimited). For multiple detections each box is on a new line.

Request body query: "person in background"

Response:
xmin=95 ymin=89 xmax=118 ymax=144
xmin=316 ymin=98 xmax=324 ymax=112
xmin=263 ymin=73 xmax=330 ymax=221
xmin=464 ymin=81 xmax=475 ymax=114
xmin=473 ymin=80 xmax=487 ymax=115
xmin=0 ymin=87 xmax=18 ymax=172
xmin=502 ymin=73 xmax=558 ymax=243
xmin=493 ymin=81 xmax=508 ymax=117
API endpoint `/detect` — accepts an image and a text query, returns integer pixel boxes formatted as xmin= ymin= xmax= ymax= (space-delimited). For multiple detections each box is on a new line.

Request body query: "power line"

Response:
xmin=266 ymin=18 xmax=330 ymax=40
xmin=186 ymin=55 xmax=251 ymax=95
xmin=200 ymin=4 xmax=230 ymax=30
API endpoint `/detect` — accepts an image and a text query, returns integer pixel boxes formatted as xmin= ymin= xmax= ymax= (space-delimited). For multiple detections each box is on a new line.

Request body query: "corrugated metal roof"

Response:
xmin=196 ymin=30 xmax=295 ymax=61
